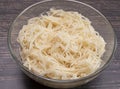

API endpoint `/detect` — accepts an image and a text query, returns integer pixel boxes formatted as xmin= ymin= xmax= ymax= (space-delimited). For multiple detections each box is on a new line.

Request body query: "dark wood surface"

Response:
xmin=0 ymin=0 xmax=120 ymax=89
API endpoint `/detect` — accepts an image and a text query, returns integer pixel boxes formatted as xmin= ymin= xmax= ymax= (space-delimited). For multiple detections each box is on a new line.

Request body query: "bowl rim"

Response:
xmin=8 ymin=0 xmax=117 ymax=83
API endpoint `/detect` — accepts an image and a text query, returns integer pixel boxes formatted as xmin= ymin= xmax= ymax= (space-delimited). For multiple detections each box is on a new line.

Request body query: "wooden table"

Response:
xmin=0 ymin=0 xmax=120 ymax=89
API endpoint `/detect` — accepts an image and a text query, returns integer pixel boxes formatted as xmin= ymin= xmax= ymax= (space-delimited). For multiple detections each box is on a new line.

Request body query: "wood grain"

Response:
xmin=0 ymin=0 xmax=120 ymax=89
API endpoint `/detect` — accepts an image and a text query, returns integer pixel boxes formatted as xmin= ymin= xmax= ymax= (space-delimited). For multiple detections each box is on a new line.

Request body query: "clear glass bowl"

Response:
xmin=8 ymin=0 xmax=116 ymax=88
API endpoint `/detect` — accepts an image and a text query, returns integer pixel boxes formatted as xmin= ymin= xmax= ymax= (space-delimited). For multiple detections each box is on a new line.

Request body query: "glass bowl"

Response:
xmin=8 ymin=0 xmax=116 ymax=88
